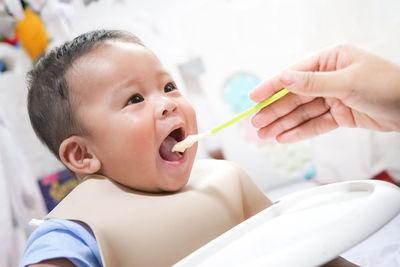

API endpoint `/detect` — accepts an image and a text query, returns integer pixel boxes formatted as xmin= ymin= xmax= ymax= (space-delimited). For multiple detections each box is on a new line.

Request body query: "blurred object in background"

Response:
xmin=38 ymin=0 xmax=75 ymax=44
xmin=0 ymin=12 xmax=17 ymax=39
xmin=0 ymin=41 xmax=64 ymax=183
xmin=313 ymin=128 xmax=400 ymax=184
xmin=38 ymin=169 xmax=78 ymax=212
xmin=0 ymin=42 xmax=28 ymax=72
xmin=222 ymin=72 xmax=259 ymax=114
xmin=0 ymin=108 xmax=46 ymax=267
xmin=14 ymin=7 xmax=48 ymax=60
xmin=2 ymin=0 xmax=24 ymax=20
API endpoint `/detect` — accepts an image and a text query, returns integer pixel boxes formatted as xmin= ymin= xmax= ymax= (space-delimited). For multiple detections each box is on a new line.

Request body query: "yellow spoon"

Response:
xmin=172 ymin=88 xmax=290 ymax=153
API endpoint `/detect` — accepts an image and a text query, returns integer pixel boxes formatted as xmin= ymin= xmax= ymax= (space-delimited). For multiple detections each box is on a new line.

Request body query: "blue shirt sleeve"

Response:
xmin=20 ymin=219 xmax=102 ymax=267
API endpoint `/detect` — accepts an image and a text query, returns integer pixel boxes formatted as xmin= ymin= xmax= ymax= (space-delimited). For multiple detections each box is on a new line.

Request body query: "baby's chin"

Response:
xmin=128 ymin=170 xmax=192 ymax=194
xmin=158 ymin=151 xmax=197 ymax=193
xmin=160 ymin=174 xmax=191 ymax=193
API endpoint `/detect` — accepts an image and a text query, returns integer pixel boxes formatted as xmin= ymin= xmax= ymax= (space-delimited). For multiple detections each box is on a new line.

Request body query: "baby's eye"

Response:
xmin=127 ymin=93 xmax=144 ymax=105
xmin=164 ymin=82 xmax=177 ymax=93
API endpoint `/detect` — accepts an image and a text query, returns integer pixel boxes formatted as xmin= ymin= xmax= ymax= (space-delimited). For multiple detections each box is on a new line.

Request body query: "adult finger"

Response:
xmin=251 ymin=93 xmax=315 ymax=128
xmin=275 ymin=111 xmax=339 ymax=143
xmin=256 ymin=97 xmax=330 ymax=139
xmin=280 ymin=69 xmax=349 ymax=99
xmin=249 ymin=73 xmax=286 ymax=103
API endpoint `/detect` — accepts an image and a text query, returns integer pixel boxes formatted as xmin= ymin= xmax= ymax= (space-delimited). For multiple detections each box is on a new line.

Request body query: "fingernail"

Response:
xmin=251 ymin=114 xmax=261 ymax=127
xmin=257 ymin=128 xmax=275 ymax=141
xmin=281 ymin=70 xmax=296 ymax=86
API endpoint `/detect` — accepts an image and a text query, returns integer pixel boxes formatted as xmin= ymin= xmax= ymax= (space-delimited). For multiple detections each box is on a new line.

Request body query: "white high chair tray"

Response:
xmin=174 ymin=180 xmax=400 ymax=267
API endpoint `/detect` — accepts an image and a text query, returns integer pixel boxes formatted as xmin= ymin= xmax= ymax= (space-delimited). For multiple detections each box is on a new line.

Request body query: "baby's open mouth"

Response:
xmin=159 ymin=127 xmax=185 ymax=162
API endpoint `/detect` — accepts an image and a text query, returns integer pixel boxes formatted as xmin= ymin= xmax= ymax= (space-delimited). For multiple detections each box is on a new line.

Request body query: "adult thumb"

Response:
xmin=281 ymin=69 xmax=346 ymax=98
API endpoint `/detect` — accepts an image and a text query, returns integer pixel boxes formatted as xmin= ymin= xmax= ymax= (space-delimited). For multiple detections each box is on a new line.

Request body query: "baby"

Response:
xmin=21 ymin=30 xmax=272 ymax=267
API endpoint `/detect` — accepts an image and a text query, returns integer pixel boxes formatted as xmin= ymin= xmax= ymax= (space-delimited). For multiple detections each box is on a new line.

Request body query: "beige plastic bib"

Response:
xmin=46 ymin=159 xmax=272 ymax=266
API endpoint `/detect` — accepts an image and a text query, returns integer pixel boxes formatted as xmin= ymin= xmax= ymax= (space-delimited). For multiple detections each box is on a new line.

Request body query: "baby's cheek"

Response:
xmin=186 ymin=105 xmax=198 ymax=132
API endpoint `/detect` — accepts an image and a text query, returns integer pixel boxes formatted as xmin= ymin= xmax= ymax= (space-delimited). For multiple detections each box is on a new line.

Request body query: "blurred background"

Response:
xmin=1 ymin=0 xmax=400 ymax=266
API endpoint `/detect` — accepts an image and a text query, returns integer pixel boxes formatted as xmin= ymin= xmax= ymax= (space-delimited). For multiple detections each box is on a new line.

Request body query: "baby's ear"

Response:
xmin=59 ymin=136 xmax=101 ymax=175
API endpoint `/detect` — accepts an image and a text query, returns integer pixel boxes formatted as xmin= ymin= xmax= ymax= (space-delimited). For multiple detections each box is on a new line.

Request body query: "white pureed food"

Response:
xmin=172 ymin=131 xmax=212 ymax=153
xmin=172 ymin=135 xmax=197 ymax=153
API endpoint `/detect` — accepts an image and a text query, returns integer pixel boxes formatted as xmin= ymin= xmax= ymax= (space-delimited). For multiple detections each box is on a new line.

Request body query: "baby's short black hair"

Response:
xmin=27 ymin=29 xmax=143 ymax=159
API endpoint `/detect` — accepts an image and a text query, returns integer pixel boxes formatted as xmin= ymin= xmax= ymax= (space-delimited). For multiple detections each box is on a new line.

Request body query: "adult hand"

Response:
xmin=249 ymin=44 xmax=400 ymax=143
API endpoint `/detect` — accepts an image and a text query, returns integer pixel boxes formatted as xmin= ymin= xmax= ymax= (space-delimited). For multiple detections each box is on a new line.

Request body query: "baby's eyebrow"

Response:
xmin=112 ymin=78 xmax=138 ymax=99
xmin=111 ymin=70 xmax=172 ymax=99
xmin=156 ymin=70 xmax=172 ymax=79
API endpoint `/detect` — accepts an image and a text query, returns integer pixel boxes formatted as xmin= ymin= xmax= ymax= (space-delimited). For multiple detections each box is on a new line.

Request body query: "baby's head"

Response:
xmin=28 ymin=30 xmax=198 ymax=192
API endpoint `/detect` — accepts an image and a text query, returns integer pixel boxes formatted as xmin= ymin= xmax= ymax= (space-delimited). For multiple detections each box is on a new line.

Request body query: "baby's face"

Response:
xmin=67 ymin=41 xmax=198 ymax=192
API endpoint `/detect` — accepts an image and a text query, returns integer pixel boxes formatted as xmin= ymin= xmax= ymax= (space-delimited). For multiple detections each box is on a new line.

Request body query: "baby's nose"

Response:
xmin=156 ymin=97 xmax=178 ymax=119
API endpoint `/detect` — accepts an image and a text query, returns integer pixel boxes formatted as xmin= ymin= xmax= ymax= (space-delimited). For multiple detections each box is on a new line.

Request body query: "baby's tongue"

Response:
xmin=159 ymin=136 xmax=182 ymax=161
